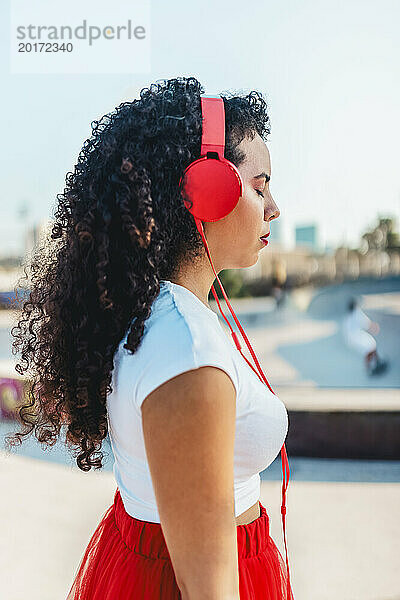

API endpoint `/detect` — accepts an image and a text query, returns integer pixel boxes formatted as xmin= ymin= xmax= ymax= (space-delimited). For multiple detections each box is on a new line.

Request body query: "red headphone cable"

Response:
xmin=194 ymin=216 xmax=292 ymax=600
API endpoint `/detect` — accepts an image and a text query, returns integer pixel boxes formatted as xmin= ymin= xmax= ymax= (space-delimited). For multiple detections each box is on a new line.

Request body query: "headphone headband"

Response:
xmin=200 ymin=97 xmax=225 ymax=160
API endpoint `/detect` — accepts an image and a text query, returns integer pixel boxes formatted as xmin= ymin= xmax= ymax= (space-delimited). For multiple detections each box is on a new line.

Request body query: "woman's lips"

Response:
xmin=259 ymin=233 xmax=270 ymax=247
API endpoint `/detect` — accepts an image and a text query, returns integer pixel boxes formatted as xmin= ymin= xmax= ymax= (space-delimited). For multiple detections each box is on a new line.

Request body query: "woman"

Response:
xmin=6 ymin=76 xmax=293 ymax=599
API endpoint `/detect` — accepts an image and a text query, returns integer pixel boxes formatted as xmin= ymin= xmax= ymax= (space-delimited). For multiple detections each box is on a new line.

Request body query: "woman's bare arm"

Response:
xmin=141 ymin=365 xmax=240 ymax=600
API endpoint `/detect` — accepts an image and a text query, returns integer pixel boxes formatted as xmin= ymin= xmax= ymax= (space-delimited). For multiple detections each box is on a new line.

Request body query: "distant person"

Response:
xmin=271 ymin=283 xmax=285 ymax=309
xmin=271 ymin=260 xmax=287 ymax=310
xmin=342 ymin=297 xmax=388 ymax=375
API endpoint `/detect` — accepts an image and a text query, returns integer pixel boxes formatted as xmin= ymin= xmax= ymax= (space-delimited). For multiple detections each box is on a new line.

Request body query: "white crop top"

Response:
xmin=106 ymin=279 xmax=289 ymax=522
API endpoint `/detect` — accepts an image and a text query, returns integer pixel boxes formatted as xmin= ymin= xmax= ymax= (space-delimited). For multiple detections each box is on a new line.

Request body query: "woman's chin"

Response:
xmin=242 ymin=252 xmax=260 ymax=269
xmin=225 ymin=247 xmax=261 ymax=269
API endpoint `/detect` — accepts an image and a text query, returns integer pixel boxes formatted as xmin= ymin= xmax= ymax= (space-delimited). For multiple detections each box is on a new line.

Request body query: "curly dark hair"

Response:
xmin=4 ymin=76 xmax=271 ymax=471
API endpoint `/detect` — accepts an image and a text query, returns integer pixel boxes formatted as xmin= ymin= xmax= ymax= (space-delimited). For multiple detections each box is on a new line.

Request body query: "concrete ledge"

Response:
xmin=286 ymin=410 xmax=400 ymax=459
xmin=275 ymin=386 xmax=400 ymax=411
xmin=274 ymin=387 xmax=400 ymax=459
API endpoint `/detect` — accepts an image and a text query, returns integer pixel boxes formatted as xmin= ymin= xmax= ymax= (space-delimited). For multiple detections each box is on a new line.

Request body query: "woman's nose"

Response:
xmin=265 ymin=195 xmax=280 ymax=221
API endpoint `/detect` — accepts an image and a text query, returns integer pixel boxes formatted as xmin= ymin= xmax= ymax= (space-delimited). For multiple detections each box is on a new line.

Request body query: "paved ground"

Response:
xmin=0 ymin=449 xmax=399 ymax=600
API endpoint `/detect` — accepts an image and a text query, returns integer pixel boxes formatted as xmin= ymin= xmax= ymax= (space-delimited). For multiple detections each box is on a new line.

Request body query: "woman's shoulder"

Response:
xmin=142 ymin=280 xmax=228 ymax=351
xmin=119 ymin=283 xmax=239 ymax=412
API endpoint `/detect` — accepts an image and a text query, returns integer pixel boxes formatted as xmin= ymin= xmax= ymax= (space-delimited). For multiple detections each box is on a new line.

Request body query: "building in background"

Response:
xmin=295 ymin=224 xmax=318 ymax=252
xmin=241 ymin=216 xmax=400 ymax=288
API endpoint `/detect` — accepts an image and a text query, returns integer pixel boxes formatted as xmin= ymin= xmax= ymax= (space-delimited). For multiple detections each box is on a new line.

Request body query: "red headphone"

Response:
xmin=179 ymin=96 xmax=293 ymax=600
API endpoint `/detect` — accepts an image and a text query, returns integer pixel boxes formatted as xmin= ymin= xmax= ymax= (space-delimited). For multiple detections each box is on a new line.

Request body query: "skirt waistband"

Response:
xmin=113 ymin=489 xmax=270 ymax=560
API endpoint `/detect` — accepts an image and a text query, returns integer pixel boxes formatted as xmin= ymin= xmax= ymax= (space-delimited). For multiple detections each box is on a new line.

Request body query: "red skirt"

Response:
xmin=66 ymin=488 xmax=294 ymax=599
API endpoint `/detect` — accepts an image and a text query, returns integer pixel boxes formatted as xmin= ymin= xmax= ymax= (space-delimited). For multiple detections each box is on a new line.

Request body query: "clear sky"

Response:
xmin=1 ymin=0 xmax=399 ymax=256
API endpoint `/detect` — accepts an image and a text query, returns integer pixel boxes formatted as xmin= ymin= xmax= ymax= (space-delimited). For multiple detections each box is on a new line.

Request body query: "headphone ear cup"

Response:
xmin=180 ymin=157 xmax=243 ymax=222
